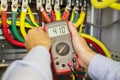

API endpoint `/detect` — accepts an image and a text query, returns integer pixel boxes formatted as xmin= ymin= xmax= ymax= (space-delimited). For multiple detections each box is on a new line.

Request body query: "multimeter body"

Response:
xmin=45 ymin=20 xmax=78 ymax=74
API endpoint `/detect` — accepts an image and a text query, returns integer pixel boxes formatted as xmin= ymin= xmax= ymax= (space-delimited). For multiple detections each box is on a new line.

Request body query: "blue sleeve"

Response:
xmin=2 ymin=46 xmax=53 ymax=80
xmin=88 ymin=54 xmax=120 ymax=80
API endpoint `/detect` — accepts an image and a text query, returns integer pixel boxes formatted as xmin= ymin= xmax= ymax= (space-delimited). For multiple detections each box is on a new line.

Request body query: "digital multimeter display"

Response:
xmin=47 ymin=25 xmax=69 ymax=37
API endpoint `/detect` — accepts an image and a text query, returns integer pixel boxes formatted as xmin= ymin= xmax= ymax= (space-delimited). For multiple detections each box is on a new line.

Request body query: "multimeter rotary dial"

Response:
xmin=56 ymin=42 xmax=70 ymax=56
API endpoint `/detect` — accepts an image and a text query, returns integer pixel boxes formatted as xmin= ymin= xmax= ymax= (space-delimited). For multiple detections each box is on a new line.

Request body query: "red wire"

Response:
xmin=2 ymin=11 xmax=24 ymax=47
xmin=61 ymin=11 xmax=70 ymax=20
xmin=2 ymin=11 xmax=104 ymax=56
xmin=41 ymin=10 xmax=51 ymax=23
xmin=50 ymin=10 xmax=55 ymax=22
xmin=76 ymin=75 xmax=85 ymax=79
xmin=85 ymin=38 xmax=104 ymax=55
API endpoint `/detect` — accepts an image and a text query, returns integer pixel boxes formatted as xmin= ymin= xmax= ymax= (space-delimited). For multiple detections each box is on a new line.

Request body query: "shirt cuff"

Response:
xmin=88 ymin=54 xmax=117 ymax=80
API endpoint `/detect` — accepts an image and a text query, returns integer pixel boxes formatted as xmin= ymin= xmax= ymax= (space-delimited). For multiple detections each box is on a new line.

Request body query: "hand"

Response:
xmin=69 ymin=22 xmax=96 ymax=69
xmin=24 ymin=27 xmax=51 ymax=51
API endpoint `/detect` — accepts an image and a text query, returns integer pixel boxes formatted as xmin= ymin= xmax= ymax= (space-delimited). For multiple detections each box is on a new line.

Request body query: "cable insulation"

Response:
xmin=28 ymin=6 xmax=39 ymax=27
xmin=20 ymin=11 xmax=27 ymax=37
xmin=41 ymin=10 xmax=51 ymax=23
xmin=80 ymin=33 xmax=111 ymax=58
xmin=70 ymin=10 xmax=74 ymax=22
xmin=61 ymin=11 xmax=70 ymax=20
xmin=2 ymin=11 xmax=24 ymax=47
xmin=55 ymin=11 xmax=61 ymax=21
xmin=75 ymin=11 xmax=86 ymax=28
xmin=11 ymin=12 xmax=25 ymax=42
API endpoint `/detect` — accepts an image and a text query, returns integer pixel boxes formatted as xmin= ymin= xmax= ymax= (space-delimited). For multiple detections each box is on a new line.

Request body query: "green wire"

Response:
xmin=17 ymin=8 xmax=35 ymax=26
xmin=73 ymin=12 xmax=79 ymax=23
xmin=11 ymin=12 xmax=25 ymax=42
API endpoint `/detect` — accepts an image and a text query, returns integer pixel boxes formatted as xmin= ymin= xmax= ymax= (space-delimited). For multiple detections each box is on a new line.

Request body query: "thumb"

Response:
xmin=68 ymin=22 xmax=78 ymax=36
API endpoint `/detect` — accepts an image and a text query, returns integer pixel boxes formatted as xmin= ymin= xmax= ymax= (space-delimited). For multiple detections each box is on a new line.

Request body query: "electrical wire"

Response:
xmin=48 ymin=12 xmax=52 ymax=21
xmin=0 ymin=5 xmax=1 ymax=14
xmin=0 ymin=20 xmax=34 ymax=29
xmin=80 ymin=33 xmax=111 ymax=58
xmin=79 ymin=25 xmax=83 ymax=33
xmin=85 ymin=38 xmax=104 ymax=55
xmin=75 ymin=11 xmax=86 ymax=28
xmin=109 ymin=2 xmax=120 ymax=10
xmin=68 ymin=62 xmax=77 ymax=80
xmin=82 ymin=73 xmax=88 ymax=80
xmin=70 ymin=10 xmax=74 ymax=22
xmin=61 ymin=11 xmax=70 ymax=20
xmin=18 ymin=8 xmax=35 ymax=26
xmin=28 ymin=6 xmax=39 ymax=27
xmin=91 ymin=0 xmax=120 ymax=10
xmin=50 ymin=10 xmax=55 ymax=21
xmin=91 ymin=0 xmax=116 ymax=9
xmin=85 ymin=20 xmax=120 ymax=28
xmin=1 ymin=11 xmax=24 ymax=47
xmin=0 ymin=16 xmax=111 ymax=57
xmin=73 ymin=11 xmax=79 ymax=23
xmin=11 ymin=12 xmax=25 ymax=42
xmin=71 ymin=73 xmax=75 ymax=80
xmin=37 ymin=9 xmax=42 ymax=26
xmin=20 ymin=11 xmax=27 ymax=37
xmin=41 ymin=9 xmax=51 ymax=23
xmin=55 ymin=11 xmax=61 ymax=21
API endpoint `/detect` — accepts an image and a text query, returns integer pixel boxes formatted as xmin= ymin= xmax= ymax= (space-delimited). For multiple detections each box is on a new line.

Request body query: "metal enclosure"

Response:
xmin=92 ymin=8 xmax=120 ymax=61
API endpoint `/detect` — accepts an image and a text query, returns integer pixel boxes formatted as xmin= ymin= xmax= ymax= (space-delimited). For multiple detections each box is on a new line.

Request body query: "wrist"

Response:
xmin=86 ymin=51 xmax=96 ymax=68
xmin=77 ymin=49 xmax=96 ymax=69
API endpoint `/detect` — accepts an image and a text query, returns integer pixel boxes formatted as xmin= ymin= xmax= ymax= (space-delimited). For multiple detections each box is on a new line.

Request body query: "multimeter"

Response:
xmin=45 ymin=20 xmax=78 ymax=74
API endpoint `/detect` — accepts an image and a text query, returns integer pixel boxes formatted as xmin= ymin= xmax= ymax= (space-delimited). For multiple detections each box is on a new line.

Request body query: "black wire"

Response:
xmin=85 ymin=20 xmax=120 ymax=29
xmin=38 ymin=9 xmax=42 ymax=26
xmin=103 ymin=20 xmax=120 ymax=28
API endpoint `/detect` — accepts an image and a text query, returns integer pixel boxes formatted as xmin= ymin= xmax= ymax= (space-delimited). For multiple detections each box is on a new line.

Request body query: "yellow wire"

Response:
xmin=79 ymin=33 xmax=111 ymax=59
xmin=28 ymin=6 xmax=39 ymax=27
xmin=55 ymin=11 xmax=61 ymax=21
xmin=14 ymin=21 xmax=34 ymax=28
xmin=91 ymin=0 xmax=116 ymax=9
xmin=91 ymin=0 xmax=120 ymax=10
xmin=71 ymin=73 xmax=75 ymax=80
xmin=0 ymin=5 xmax=1 ymax=14
xmin=109 ymin=2 xmax=120 ymax=10
xmin=20 ymin=12 xmax=27 ymax=37
xmin=0 ymin=20 xmax=34 ymax=28
xmin=75 ymin=11 xmax=86 ymax=28
xmin=79 ymin=25 xmax=83 ymax=33
xmin=70 ymin=10 xmax=74 ymax=22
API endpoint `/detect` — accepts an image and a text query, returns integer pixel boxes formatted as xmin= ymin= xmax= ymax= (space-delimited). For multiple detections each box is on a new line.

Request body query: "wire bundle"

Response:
xmin=1 ymin=11 xmax=24 ymax=47
xmin=0 ymin=2 xmax=87 ymax=47
xmin=91 ymin=0 xmax=120 ymax=10
xmin=0 ymin=0 xmax=111 ymax=63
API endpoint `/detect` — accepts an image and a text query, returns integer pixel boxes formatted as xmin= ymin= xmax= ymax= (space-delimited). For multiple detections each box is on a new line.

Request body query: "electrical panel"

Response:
xmin=0 ymin=0 xmax=120 ymax=80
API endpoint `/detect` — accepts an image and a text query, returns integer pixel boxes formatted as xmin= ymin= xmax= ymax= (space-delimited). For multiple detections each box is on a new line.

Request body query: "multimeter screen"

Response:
xmin=48 ymin=25 xmax=69 ymax=37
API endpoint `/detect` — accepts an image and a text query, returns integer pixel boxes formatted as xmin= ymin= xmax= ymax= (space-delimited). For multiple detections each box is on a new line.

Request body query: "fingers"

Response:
xmin=35 ymin=27 xmax=44 ymax=33
xmin=24 ymin=27 xmax=51 ymax=51
xmin=68 ymin=22 xmax=78 ymax=36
